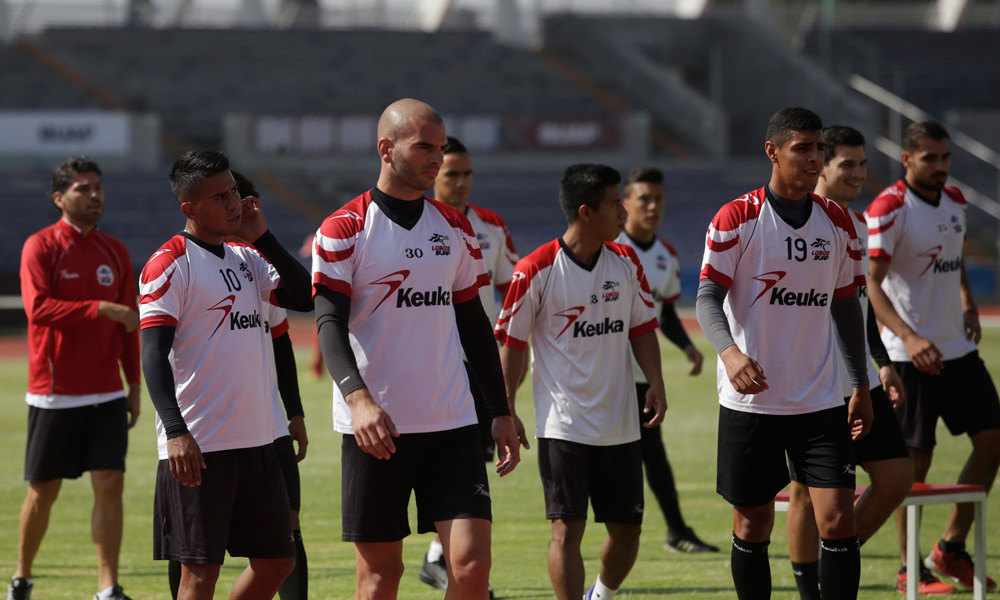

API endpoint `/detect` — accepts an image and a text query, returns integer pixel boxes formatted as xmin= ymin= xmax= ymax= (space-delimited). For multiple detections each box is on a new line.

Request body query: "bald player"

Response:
xmin=312 ymin=99 xmax=520 ymax=600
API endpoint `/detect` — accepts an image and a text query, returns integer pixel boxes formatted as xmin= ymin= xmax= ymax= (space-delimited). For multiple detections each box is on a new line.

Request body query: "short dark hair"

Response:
xmin=444 ymin=136 xmax=468 ymax=155
xmin=822 ymin=125 xmax=866 ymax=163
xmin=902 ymin=121 xmax=950 ymax=153
xmin=50 ymin=156 xmax=101 ymax=197
xmin=231 ymin=170 xmax=258 ymax=199
xmin=169 ymin=150 xmax=230 ymax=202
xmin=559 ymin=164 xmax=621 ymax=223
xmin=625 ymin=166 xmax=664 ymax=187
xmin=766 ymin=107 xmax=823 ymax=149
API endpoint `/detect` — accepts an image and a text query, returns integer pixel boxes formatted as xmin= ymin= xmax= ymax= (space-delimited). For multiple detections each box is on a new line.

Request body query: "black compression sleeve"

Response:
xmin=695 ymin=278 xmax=736 ymax=355
xmin=867 ymin=301 xmax=892 ymax=369
xmin=253 ymin=230 xmax=314 ymax=312
xmin=454 ymin=296 xmax=511 ymax=419
xmin=140 ymin=326 xmax=188 ymax=438
xmin=659 ymin=301 xmax=693 ymax=350
xmin=831 ymin=295 xmax=869 ymax=388
xmin=272 ymin=332 xmax=304 ymax=419
xmin=314 ymin=287 xmax=366 ymax=397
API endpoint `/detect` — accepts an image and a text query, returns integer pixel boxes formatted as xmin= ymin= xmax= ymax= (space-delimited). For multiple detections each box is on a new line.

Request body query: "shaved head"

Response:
xmin=377 ymin=98 xmax=443 ymax=142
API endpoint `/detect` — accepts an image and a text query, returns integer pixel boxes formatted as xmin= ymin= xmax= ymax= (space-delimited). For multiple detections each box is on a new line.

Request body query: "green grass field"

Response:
xmin=0 ymin=326 xmax=997 ymax=599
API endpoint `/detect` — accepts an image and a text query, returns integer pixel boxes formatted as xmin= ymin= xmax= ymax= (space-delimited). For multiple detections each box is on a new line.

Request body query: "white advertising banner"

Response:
xmin=0 ymin=112 xmax=131 ymax=155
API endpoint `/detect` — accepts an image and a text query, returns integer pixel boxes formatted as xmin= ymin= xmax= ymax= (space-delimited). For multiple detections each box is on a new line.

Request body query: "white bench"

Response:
xmin=774 ymin=482 xmax=988 ymax=600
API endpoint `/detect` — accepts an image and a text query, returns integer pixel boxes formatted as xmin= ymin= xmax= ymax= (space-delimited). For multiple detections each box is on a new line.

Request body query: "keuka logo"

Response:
xmin=396 ymin=286 xmax=451 ymax=308
xmin=207 ymin=295 xmax=236 ymax=338
xmin=750 ymin=271 xmax=786 ymax=307
xmin=229 ymin=310 xmax=262 ymax=330
xmin=554 ymin=306 xmax=585 ymax=339
xmin=572 ymin=317 xmax=625 ymax=338
xmin=768 ymin=287 xmax=829 ymax=307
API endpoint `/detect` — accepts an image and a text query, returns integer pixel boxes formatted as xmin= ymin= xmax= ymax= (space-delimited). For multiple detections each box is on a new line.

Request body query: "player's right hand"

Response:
xmin=902 ymin=333 xmax=943 ymax=375
xmin=492 ymin=415 xmax=521 ymax=477
xmin=167 ymin=433 xmax=206 ymax=487
xmin=98 ymin=300 xmax=139 ymax=332
xmin=347 ymin=388 xmax=399 ymax=460
xmin=720 ymin=346 xmax=768 ymax=394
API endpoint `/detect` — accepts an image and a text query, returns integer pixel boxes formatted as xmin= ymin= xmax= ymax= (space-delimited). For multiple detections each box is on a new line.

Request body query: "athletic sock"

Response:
xmin=591 ymin=575 xmax=617 ymax=599
xmin=940 ymin=538 xmax=966 ymax=554
xmin=427 ymin=539 xmax=445 ymax=562
xmin=278 ymin=529 xmax=308 ymax=600
xmin=96 ymin=586 xmax=115 ymax=600
xmin=791 ymin=560 xmax=821 ymax=600
xmin=819 ymin=536 xmax=860 ymax=600
xmin=168 ymin=559 xmax=182 ymax=600
xmin=731 ymin=533 xmax=771 ymax=600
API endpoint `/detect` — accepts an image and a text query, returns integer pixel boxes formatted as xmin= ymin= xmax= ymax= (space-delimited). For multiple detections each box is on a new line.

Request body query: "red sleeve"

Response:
xmin=20 ymin=232 xmax=100 ymax=327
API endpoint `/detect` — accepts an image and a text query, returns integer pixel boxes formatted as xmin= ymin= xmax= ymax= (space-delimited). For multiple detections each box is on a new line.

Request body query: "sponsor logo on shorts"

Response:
xmin=842 ymin=464 xmax=855 ymax=475
xmin=473 ymin=483 xmax=491 ymax=498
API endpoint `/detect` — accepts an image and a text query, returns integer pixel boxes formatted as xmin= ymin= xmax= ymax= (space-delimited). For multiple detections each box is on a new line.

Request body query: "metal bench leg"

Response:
xmin=974 ymin=498 xmax=986 ymax=600
xmin=908 ymin=504 xmax=919 ymax=600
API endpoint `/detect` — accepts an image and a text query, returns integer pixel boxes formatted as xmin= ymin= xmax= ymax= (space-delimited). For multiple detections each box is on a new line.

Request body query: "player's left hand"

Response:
xmin=964 ymin=308 xmax=982 ymax=344
xmin=878 ymin=365 xmax=906 ymax=408
xmin=643 ymin=383 xmax=667 ymax=427
xmin=237 ymin=195 xmax=269 ymax=243
xmin=126 ymin=384 xmax=141 ymax=429
xmin=288 ymin=415 xmax=308 ymax=462
xmin=684 ymin=344 xmax=704 ymax=376
xmin=847 ymin=387 xmax=873 ymax=440
xmin=492 ymin=415 xmax=521 ymax=477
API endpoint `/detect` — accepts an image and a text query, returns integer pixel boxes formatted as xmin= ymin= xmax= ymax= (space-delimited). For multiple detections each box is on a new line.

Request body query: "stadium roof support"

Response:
xmin=931 ymin=0 xmax=969 ymax=30
xmin=412 ymin=0 xmax=454 ymax=31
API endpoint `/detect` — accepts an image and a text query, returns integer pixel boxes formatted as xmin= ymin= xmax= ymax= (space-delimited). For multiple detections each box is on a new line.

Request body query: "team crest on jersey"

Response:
xmin=239 ymin=261 xmax=254 ymax=282
xmin=951 ymin=215 xmax=963 ymax=233
xmin=96 ymin=264 xmax=115 ymax=286
xmin=601 ymin=280 xmax=621 ymax=302
xmin=810 ymin=238 xmax=831 ymax=261
xmin=656 ymin=254 xmax=668 ymax=271
xmin=476 ymin=232 xmax=491 ymax=250
xmin=429 ymin=232 xmax=451 ymax=256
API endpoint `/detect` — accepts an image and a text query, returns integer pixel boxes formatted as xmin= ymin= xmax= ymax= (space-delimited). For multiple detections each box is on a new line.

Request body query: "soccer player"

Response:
xmin=419 ymin=136 xmax=520 ymax=594
xmin=615 ymin=166 xmax=717 ymax=554
xmin=784 ymin=126 xmax=916 ymax=599
xmin=165 ymin=171 xmax=311 ymax=600
xmin=312 ymin=98 xmax=520 ymax=600
xmin=11 ymin=156 xmax=140 ymax=600
xmin=140 ymin=150 xmax=313 ymax=600
xmin=495 ymin=163 xmax=668 ymax=600
xmin=866 ymin=120 xmax=1000 ymax=592
xmin=695 ymin=107 xmax=872 ymax=600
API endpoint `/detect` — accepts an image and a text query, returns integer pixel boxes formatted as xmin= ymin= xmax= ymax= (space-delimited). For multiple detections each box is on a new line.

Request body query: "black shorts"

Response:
xmin=274 ymin=435 xmax=301 ymax=513
xmin=718 ymin=405 xmax=855 ymax=507
xmin=894 ymin=351 xmax=1000 ymax=448
xmin=537 ymin=437 xmax=644 ymax=525
xmin=851 ymin=386 xmax=909 ymax=465
xmin=153 ymin=444 xmax=293 ymax=564
xmin=341 ymin=424 xmax=491 ymax=543
xmin=24 ymin=397 xmax=128 ymax=482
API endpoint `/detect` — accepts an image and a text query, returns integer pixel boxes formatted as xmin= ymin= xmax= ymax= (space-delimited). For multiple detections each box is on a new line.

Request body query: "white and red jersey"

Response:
xmin=616 ymin=232 xmax=681 ymax=384
xmin=21 ymin=219 xmax=140 ymax=408
xmin=865 ymin=181 xmax=974 ymax=361
xmin=139 ymin=234 xmax=282 ymax=459
xmin=700 ymin=188 xmax=865 ymax=415
xmin=467 ymin=204 xmax=519 ymax=323
xmin=265 ymin=303 xmax=291 ymax=440
xmin=494 ymin=239 xmax=658 ymax=445
xmin=836 ymin=209 xmax=880 ymax=397
xmin=312 ymin=192 xmax=489 ymax=435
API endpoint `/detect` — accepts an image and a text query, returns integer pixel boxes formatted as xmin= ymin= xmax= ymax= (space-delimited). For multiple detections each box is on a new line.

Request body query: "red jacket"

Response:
xmin=20 ymin=219 xmax=140 ymax=396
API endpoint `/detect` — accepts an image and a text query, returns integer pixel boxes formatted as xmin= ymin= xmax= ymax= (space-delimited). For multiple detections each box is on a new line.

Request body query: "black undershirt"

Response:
xmin=622 ymin=232 xmax=693 ymax=349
